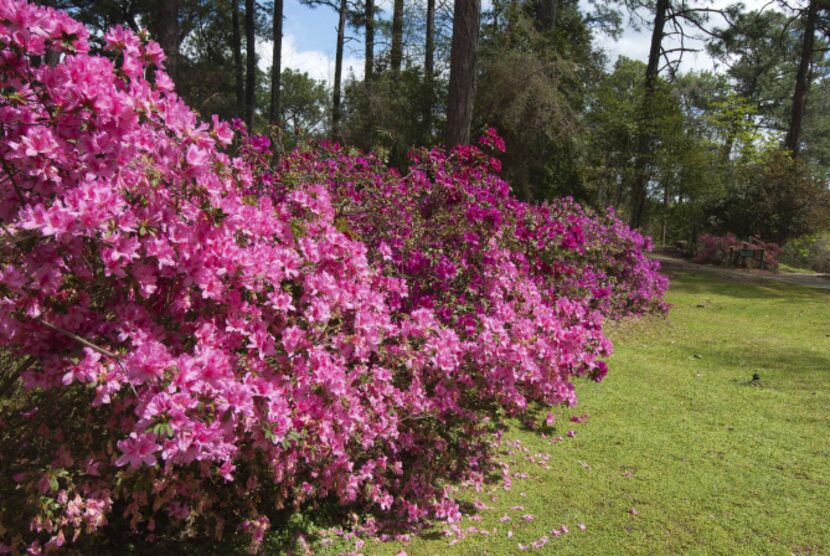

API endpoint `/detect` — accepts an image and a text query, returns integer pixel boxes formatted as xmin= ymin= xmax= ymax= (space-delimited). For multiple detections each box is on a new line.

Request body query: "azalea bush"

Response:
xmin=694 ymin=234 xmax=779 ymax=270
xmin=693 ymin=233 xmax=740 ymax=266
xmin=0 ymin=3 xmax=445 ymax=551
xmin=540 ymin=199 xmax=668 ymax=317
xmin=273 ymin=137 xmax=613 ymax=414
xmin=0 ymin=1 xmax=666 ymax=552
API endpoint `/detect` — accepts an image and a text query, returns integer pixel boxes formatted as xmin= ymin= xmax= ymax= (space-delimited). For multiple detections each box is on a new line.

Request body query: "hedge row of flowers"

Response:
xmin=0 ymin=1 xmax=666 ymax=552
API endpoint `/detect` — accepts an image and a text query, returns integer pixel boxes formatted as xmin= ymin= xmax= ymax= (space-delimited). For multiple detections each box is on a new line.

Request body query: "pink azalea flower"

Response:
xmin=532 ymin=536 xmax=549 ymax=549
xmin=115 ymin=432 xmax=159 ymax=468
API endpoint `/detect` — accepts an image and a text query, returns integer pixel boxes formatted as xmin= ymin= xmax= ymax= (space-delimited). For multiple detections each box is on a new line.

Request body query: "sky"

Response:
xmin=261 ymin=0 xmax=773 ymax=84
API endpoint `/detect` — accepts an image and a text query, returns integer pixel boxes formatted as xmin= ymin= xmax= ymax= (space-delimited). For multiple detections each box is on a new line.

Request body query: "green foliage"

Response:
xmin=780 ymin=231 xmax=830 ymax=273
xmin=706 ymin=148 xmax=830 ymax=243
xmin=473 ymin=0 xmax=606 ymax=201
xmin=342 ymin=66 xmax=443 ymax=166
xmin=278 ymin=68 xmax=329 ymax=137
xmin=707 ymin=9 xmax=800 ymax=134
xmin=801 ymin=77 xmax=830 ymax=181
xmin=581 ymin=60 xmax=724 ymax=243
xmin=707 ymin=7 xmax=830 ymax=171
xmin=582 ymin=57 xmax=643 ymax=209
xmin=702 ymin=92 xmax=765 ymax=162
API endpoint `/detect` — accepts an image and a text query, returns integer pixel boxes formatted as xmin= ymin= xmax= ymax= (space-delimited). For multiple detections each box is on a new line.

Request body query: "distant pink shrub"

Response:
xmin=694 ymin=234 xmax=779 ymax=270
xmin=694 ymin=233 xmax=740 ymax=265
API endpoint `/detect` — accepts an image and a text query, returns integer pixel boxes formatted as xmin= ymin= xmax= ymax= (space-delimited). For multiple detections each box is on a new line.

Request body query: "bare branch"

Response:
xmin=663 ymin=46 xmax=700 ymax=54
xmin=36 ymin=318 xmax=118 ymax=359
xmin=0 ymin=356 xmax=34 ymax=398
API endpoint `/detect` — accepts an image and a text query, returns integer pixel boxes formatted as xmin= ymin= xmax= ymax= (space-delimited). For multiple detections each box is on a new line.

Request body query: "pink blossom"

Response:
xmin=115 ymin=432 xmax=159 ymax=468
xmin=185 ymin=144 xmax=210 ymax=174
xmin=532 ymin=536 xmax=549 ymax=549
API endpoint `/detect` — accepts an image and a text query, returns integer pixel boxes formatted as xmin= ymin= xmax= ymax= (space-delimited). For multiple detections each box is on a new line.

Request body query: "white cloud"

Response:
xmin=258 ymin=34 xmax=364 ymax=85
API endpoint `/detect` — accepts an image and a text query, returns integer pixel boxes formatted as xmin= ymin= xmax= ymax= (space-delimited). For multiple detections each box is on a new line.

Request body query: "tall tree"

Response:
xmin=422 ymin=0 xmax=436 ymax=141
xmin=332 ymin=0 xmax=348 ymax=139
xmin=446 ymin=0 xmax=481 ymax=147
xmin=390 ymin=0 xmax=405 ymax=75
xmin=364 ymin=0 xmax=374 ymax=80
xmin=784 ymin=0 xmax=819 ymax=157
xmin=707 ymin=9 xmax=800 ymax=134
xmin=535 ymin=0 xmax=558 ymax=32
xmin=475 ymin=0 xmax=602 ymax=201
xmin=623 ymin=0 xmax=734 ymax=227
xmin=300 ymin=0 xmax=351 ymax=138
xmin=271 ymin=0 xmax=284 ymax=124
xmin=280 ymin=68 xmax=329 ymax=134
xmin=151 ymin=0 xmax=180 ymax=79
xmin=245 ymin=0 xmax=256 ymax=127
xmin=232 ymin=0 xmax=244 ymax=117
xmin=628 ymin=0 xmax=670 ymax=228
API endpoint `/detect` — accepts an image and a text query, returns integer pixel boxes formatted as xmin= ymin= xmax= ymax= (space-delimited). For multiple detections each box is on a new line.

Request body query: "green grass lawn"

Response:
xmin=312 ymin=268 xmax=830 ymax=555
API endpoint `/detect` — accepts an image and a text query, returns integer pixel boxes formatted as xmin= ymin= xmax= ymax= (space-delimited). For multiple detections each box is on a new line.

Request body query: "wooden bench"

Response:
xmin=728 ymin=246 xmax=766 ymax=270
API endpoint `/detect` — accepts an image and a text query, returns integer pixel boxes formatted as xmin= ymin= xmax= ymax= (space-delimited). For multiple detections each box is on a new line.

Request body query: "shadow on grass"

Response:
xmin=665 ymin=270 xmax=830 ymax=303
xmin=673 ymin=341 xmax=830 ymax=378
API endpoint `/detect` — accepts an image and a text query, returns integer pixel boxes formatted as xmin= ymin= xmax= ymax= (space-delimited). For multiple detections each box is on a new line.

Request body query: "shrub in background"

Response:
xmin=780 ymin=232 xmax=830 ymax=273
xmin=693 ymin=234 xmax=779 ymax=270
xmin=705 ymin=149 xmax=830 ymax=244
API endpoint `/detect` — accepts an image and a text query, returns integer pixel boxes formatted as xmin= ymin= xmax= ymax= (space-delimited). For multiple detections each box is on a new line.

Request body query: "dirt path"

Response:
xmin=653 ymin=254 xmax=830 ymax=290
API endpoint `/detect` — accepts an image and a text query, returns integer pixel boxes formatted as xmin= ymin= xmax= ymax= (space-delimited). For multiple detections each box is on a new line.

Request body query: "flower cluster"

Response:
xmin=273 ymin=138 xmax=668 ymax=325
xmin=0 ymin=1 xmax=667 ymax=552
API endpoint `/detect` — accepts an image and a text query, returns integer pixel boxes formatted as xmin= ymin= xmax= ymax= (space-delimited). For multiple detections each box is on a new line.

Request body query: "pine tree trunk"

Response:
xmin=784 ymin=0 xmax=818 ymax=157
xmin=154 ymin=0 xmax=179 ymax=79
xmin=536 ymin=0 xmax=558 ymax=33
xmin=629 ymin=0 xmax=669 ymax=229
xmin=422 ymin=0 xmax=435 ymax=143
xmin=271 ymin=0 xmax=283 ymax=124
xmin=391 ymin=0 xmax=404 ymax=75
xmin=364 ymin=0 xmax=374 ymax=81
xmin=245 ymin=0 xmax=256 ymax=128
xmin=661 ymin=185 xmax=669 ymax=247
xmin=232 ymin=0 xmax=244 ymax=117
xmin=445 ymin=0 xmax=481 ymax=148
xmin=721 ymin=129 xmax=735 ymax=163
xmin=332 ymin=0 xmax=347 ymax=140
